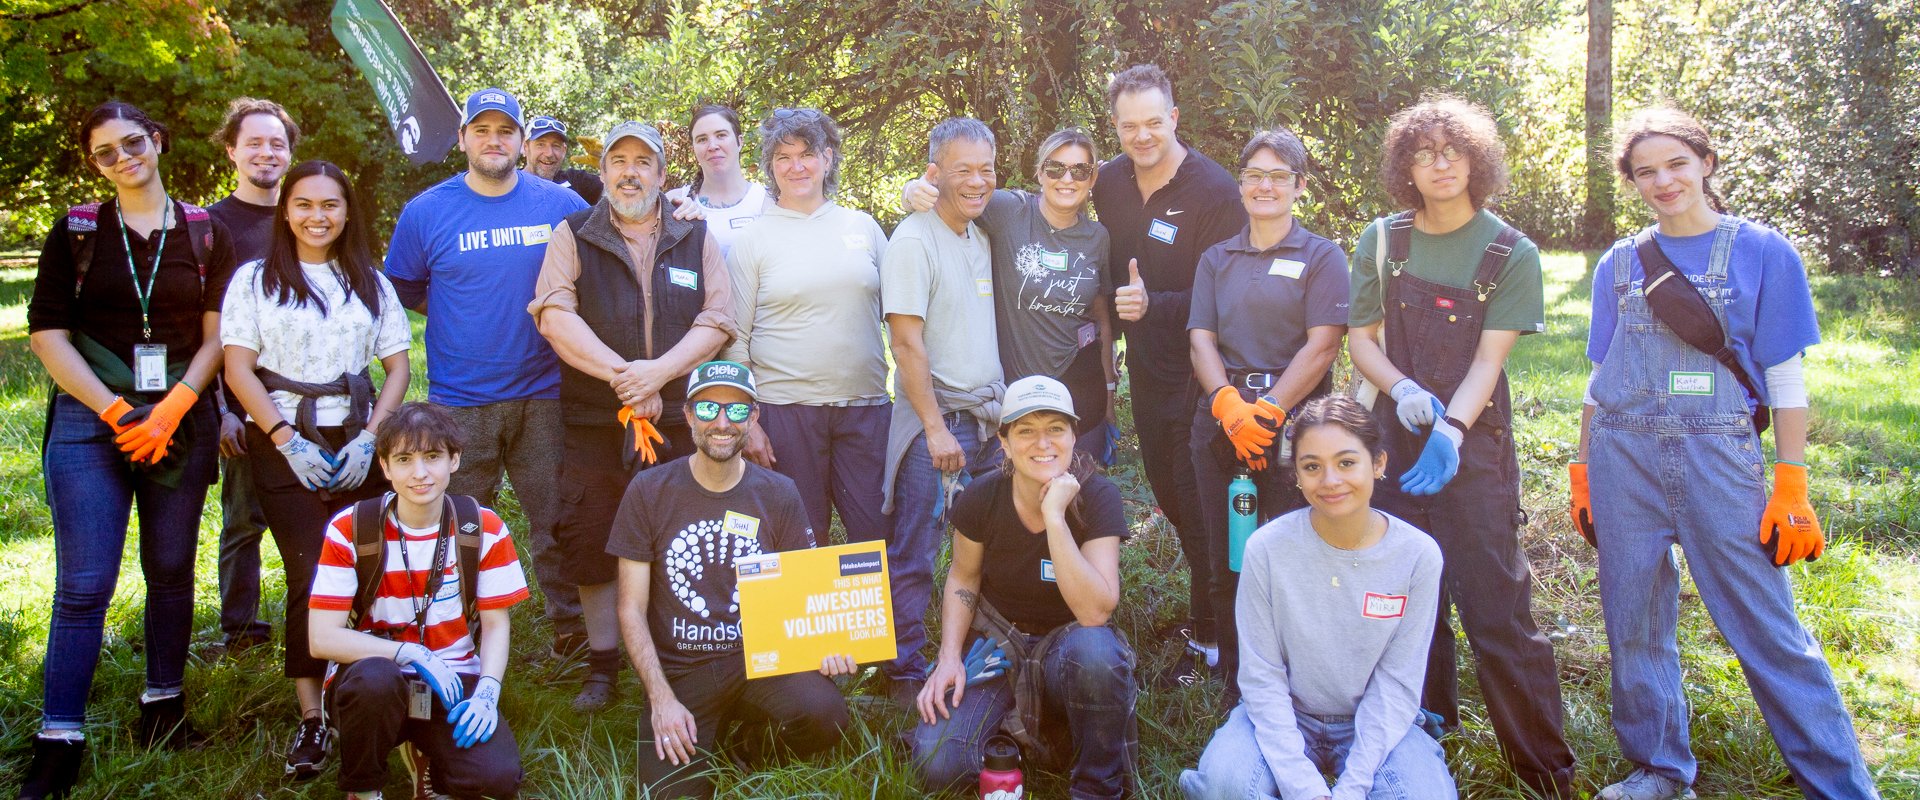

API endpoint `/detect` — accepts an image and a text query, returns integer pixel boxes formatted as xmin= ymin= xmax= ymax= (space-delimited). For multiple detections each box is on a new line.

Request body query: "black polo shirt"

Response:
xmin=1187 ymin=221 xmax=1351 ymax=375
xmin=1092 ymin=142 xmax=1246 ymax=387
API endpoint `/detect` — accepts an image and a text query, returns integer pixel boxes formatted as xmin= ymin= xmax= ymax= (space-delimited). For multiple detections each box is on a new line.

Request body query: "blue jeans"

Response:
xmin=215 ymin=451 xmax=271 ymax=641
xmin=910 ymin=626 xmax=1137 ymax=799
xmin=1182 ymin=706 xmax=1455 ymax=799
xmin=887 ymin=413 xmax=1000 ymax=678
xmin=41 ymin=393 xmax=216 ymax=727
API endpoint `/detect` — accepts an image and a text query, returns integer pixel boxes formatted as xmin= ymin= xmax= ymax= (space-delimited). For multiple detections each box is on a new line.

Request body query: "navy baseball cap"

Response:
xmin=528 ymin=115 xmax=569 ymax=142
xmin=461 ymin=88 xmax=525 ymax=129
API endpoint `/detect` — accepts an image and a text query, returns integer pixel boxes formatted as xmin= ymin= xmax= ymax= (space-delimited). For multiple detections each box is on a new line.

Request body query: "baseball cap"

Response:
xmin=528 ymin=115 xmax=569 ymax=142
xmin=1000 ymin=375 xmax=1077 ymax=426
xmin=687 ymin=360 xmax=757 ymax=401
xmin=462 ymin=87 xmax=525 ymax=129
xmin=604 ymin=121 xmax=665 ymax=157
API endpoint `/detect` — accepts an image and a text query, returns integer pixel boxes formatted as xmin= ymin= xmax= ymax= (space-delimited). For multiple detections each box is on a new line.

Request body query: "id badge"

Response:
xmin=133 ymin=343 xmax=168 ymax=392
xmin=407 ymin=679 xmax=433 ymax=720
xmin=1076 ymin=321 xmax=1097 ymax=350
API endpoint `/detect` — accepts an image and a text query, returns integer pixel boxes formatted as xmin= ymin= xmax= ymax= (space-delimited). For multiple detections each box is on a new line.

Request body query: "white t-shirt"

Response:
xmin=692 ymin=181 xmax=769 ymax=258
xmin=220 ymin=259 xmax=412 ymax=425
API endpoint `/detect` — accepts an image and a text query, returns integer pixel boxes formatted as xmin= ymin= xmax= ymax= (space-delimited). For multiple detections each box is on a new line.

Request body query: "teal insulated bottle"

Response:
xmin=1228 ymin=471 xmax=1258 ymax=572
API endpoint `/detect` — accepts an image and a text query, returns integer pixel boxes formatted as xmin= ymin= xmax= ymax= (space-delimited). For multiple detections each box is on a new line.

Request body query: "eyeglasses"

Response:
xmin=769 ymin=107 xmax=821 ymax=122
xmin=89 ymin=134 xmax=153 ymax=168
xmin=1238 ymin=168 xmax=1298 ymax=188
xmin=692 ymin=401 xmax=753 ymax=423
xmin=1411 ymin=145 xmax=1464 ymax=168
xmin=1040 ymin=160 xmax=1095 ymax=182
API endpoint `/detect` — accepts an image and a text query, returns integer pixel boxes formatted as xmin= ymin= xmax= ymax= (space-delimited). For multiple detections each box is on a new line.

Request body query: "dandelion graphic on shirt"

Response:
xmin=1013 ymin=243 xmax=1095 ymax=318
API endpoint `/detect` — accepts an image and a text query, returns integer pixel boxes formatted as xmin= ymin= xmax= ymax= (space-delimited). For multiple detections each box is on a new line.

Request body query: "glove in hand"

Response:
xmin=329 ymin=430 xmax=378 ymax=490
xmin=1389 ymin=379 xmax=1441 ymax=433
xmin=277 ymin=433 xmax=338 ymax=491
xmin=1569 ymin=461 xmax=1597 ymax=548
xmin=115 ymin=383 xmax=198 ymax=464
xmin=99 ymin=396 xmax=139 ymax=434
xmin=1400 ymin=415 xmax=1461 ymax=496
xmin=618 ymin=406 xmax=666 ymax=466
xmin=450 ymin=676 xmax=502 ymax=748
xmin=1210 ymin=387 xmax=1279 ymax=468
xmin=1759 ymin=461 xmax=1824 ymax=566
xmin=395 ymin=642 xmax=465 ymax=710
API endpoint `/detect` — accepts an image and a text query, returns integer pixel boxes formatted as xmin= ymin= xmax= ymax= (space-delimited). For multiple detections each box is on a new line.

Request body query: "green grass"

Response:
xmin=1 ymin=255 xmax=1917 ymax=798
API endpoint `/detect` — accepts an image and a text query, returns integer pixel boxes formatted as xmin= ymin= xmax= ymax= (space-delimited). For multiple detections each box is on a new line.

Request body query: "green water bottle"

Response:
xmin=1228 ymin=471 xmax=1258 ymax=572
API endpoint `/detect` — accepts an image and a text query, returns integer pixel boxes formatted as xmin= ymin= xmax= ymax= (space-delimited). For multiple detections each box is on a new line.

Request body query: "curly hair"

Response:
xmin=757 ymin=108 xmax=842 ymax=201
xmin=1614 ymin=105 xmax=1726 ymax=213
xmin=1379 ymin=93 xmax=1508 ymax=211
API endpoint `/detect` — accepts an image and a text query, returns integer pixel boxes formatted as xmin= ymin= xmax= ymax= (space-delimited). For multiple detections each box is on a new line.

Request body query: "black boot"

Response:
xmin=18 ymin=735 xmax=85 ymax=800
xmin=571 ymin=647 xmax=621 ymax=712
xmin=137 ymin=694 xmax=197 ymax=750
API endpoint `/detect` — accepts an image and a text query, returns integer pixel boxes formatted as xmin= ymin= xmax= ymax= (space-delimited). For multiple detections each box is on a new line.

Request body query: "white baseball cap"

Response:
xmin=1000 ymin=375 xmax=1077 ymax=426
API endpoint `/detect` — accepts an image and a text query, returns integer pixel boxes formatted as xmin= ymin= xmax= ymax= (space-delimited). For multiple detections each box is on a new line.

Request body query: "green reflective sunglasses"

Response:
xmin=692 ymin=400 xmax=753 ymax=423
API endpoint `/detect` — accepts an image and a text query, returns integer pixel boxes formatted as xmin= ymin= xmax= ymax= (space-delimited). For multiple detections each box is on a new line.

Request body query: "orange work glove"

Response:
xmin=114 ymin=382 xmax=198 ymax=464
xmin=98 ymin=396 xmax=138 ymax=434
xmin=1568 ymin=461 xmax=1597 ymax=548
xmin=1758 ymin=461 xmax=1824 ymax=566
xmin=1210 ymin=387 xmax=1279 ymax=469
xmin=617 ymin=406 xmax=666 ymax=466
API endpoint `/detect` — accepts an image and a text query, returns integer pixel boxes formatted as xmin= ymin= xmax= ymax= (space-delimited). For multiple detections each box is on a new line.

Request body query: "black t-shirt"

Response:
xmin=551 ymin=168 xmax=604 ymax=206
xmin=208 ymin=195 xmax=277 ymax=266
xmin=951 ymin=470 xmax=1129 ymax=633
xmin=604 ymin=457 xmax=816 ymax=672
xmin=28 ymin=199 xmax=238 ymax=375
xmin=1091 ymin=144 xmax=1246 ymax=387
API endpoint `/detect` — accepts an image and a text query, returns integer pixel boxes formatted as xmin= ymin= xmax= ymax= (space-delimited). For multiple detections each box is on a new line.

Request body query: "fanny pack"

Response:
xmin=1633 ymin=229 xmax=1770 ymax=434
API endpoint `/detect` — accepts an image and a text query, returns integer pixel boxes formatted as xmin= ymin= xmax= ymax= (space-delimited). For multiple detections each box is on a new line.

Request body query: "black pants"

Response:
xmin=325 ymin=658 xmax=522 ymax=798
xmin=1130 ymin=376 xmax=1209 ymax=641
xmin=637 ymin=657 xmax=850 ymax=799
xmin=247 ymin=425 xmax=388 ymax=679
xmin=553 ymin=422 xmax=693 ymax=587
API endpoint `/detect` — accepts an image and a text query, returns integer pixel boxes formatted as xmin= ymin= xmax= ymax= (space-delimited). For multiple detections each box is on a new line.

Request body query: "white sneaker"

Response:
xmin=1597 ymin=768 xmax=1697 ymax=800
xmin=1184 ymin=635 xmax=1219 ymax=668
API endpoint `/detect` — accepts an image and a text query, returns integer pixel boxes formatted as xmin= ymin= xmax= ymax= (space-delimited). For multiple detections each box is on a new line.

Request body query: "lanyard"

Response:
xmin=392 ymin=502 xmax=452 ymax=643
xmin=115 ymin=197 xmax=171 ymax=341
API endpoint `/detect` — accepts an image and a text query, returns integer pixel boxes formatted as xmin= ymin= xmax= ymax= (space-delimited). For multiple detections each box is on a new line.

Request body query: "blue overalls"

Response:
xmin=1587 ymin=216 xmax=1878 ymax=798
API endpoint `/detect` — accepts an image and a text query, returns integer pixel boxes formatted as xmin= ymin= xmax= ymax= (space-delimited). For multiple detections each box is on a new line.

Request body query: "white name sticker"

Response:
xmin=667 ymin=267 xmax=699 ymax=290
xmin=976 ymin=278 xmax=994 ymax=297
xmin=1148 ymin=219 xmax=1178 ymax=244
xmin=1669 ymin=371 xmax=1714 ymax=395
xmin=1041 ymin=559 xmax=1056 ymax=583
xmin=1040 ymin=250 xmax=1069 ymax=271
xmin=1269 ymin=258 xmax=1306 ymax=279
xmin=843 ymin=234 xmax=868 ymax=250
xmin=723 ymin=511 xmax=761 ymax=538
xmin=1362 ymin=592 xmax=1408 ymax=619
xmin=521 ymin=224 xmax=552 ymax=245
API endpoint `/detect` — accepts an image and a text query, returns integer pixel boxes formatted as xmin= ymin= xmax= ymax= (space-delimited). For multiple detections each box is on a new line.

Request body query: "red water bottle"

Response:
xmin=979 ymin=734 xmax=1024 ymax=799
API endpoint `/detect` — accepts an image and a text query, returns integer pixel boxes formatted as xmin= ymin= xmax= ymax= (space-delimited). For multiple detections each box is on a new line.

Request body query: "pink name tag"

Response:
xmin=1362 ymin=592 xmax=1407 ymax=619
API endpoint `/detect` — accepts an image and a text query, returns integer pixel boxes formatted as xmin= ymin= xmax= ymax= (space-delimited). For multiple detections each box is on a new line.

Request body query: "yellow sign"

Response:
xmin=736 ymin=541 xmax=896 ymax=678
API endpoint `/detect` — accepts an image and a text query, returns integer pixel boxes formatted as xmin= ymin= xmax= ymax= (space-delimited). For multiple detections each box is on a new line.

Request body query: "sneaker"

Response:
xmin=1597 ymin=768 xmax=1697 ymax=800
xmin=19 ymin=735 xmax=86 ymax=800
xmin=137 ymin=694 xmax=198 ymax=750
xmin=886 ymin=675 xmax=926 ymax=712
xmin=283 ymin=716 xmax=329 ymax=780
xmin=399 ymin=741 xmax=452 ymax=800
xmin=1184 ymin=636 xmax=1220 ymax=669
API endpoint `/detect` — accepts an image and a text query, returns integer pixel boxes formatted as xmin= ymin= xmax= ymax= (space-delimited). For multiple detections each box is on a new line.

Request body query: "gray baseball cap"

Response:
xmin=1000 ymin=375 xmax=1078 ymax=426
xmin=604 ymin=121 xmax=665 ymax=156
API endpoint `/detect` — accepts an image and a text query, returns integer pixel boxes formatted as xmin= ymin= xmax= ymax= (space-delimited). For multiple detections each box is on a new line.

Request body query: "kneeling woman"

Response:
xmin=911 ymin=376 xmax=1136 ymax=799
xmin=1182 ymin=395 xmax=1453 ymax=800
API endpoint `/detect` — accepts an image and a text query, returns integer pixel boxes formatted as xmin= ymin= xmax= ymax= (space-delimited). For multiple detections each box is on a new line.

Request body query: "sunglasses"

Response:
xmin=89 ymin=134 xmax=153 ymax=169
xmin=1411 ymin=145 xmax=1464 ymax=168
xmin=1040 ymin=160 xmax=1095 ymax=182
xmin=692 ymin=401 xmax=753 ymax=423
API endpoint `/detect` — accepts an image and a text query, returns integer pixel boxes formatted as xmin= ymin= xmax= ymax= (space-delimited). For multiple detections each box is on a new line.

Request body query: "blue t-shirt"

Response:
xmin=1587 ymin=218 xmax=1819 ymax=405
xmin=385 ymin=171 xmax=589 ymax=406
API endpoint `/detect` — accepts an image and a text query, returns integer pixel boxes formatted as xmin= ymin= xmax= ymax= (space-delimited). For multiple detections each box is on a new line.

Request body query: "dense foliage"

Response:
xmin=3 ymin=0 xmax=1915 ymax=274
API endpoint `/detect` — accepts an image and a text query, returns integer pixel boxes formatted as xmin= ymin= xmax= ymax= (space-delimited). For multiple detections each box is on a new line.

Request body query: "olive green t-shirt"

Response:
xmin=1347 ymin=209 xmax=1545 ymax=333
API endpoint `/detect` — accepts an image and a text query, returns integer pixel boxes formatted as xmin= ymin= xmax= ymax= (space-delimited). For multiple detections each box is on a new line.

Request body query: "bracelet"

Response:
xmin=266 ymin=420 xmax=291 ymax=438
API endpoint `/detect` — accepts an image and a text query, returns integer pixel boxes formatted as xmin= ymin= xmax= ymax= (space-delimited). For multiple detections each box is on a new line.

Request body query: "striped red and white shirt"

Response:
xmin=311 ymin=496 xmax=530 ymax=677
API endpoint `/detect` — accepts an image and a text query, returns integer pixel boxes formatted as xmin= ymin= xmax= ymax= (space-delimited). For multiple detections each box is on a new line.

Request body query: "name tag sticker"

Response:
xmin=976 ymin=278 xmax=993 ymax=297
xmin=843 ymin=234 xmax=868 ymax=250
xmin=1041 ymin=559 xmax=1056 ymax=583
xmin=723 ymin=511 xmax=761 ymax=538
xmin=1147 ymin=219 xmax=1178 ymax=244
xmin=1040 ymin=250 xmax=1069 ymax=271
xmin=133 ymin=343 xmax=167 ymax=392
xmin=1670 ymin=371 xmax=1714 ymax=395
xmin=521 ymin=224 xmax=552 ymax=245
xmin=667 ymin=267 xmax=699 ymax=290
xmin=1362 ymin=592 xmax=1408 ymax=619
xmin=1269 ymin=258 xmax=1305 ymax=279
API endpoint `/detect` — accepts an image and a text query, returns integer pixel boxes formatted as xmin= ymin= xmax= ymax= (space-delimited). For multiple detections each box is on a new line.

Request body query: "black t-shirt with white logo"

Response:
xmin=552 ymin=168 xmax=604 ymax=206
xmin=605 ymin=457 xmax=815 ymax=672
xmin=951 ymin=469 xmax=1129 ymax=633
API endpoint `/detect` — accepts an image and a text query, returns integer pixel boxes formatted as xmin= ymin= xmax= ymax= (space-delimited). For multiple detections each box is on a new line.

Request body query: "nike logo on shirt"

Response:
xmin=1165 ymin=209 xmax=1186 ymax=215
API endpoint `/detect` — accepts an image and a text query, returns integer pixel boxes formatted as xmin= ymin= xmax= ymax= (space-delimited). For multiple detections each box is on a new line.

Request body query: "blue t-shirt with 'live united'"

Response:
xmin=385 ymin=171 xmax=589 ymax=406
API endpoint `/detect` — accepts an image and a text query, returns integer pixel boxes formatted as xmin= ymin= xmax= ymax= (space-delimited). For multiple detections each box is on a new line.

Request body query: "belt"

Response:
xmin=1228 ymin=370 xmax=1281 ymax=391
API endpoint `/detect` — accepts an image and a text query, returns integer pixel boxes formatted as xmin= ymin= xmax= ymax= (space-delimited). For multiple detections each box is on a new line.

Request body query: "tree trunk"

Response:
xmin=1583 ymin=0 xmax=1614 ymax=248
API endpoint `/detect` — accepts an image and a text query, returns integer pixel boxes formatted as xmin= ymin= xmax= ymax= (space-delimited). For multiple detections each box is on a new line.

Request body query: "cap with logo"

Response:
xmin=687 ymin=360 xmax=757 ymax=401
xmin=1000 ymin=375 xmax=1077 ymax=426
xmin=462 ymin=87 xmax=525 ymax=130
xmin=528 ymin=116 xmax=569 ymax=142
xmin=604 ymin=121 xmax=666 ymax=157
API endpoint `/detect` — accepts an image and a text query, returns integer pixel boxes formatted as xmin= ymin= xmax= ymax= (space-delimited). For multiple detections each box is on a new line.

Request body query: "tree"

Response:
xmin=1583 ymin=0 xmax=1613 ymax=248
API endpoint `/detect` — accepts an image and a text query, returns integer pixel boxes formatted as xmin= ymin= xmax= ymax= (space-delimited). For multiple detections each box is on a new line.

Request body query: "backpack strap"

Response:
xmin=65 ymin=202 xmax=104 ymax=298
xmin=346 ymin=495 xmax=392 ymax=631
xmin=1469 ymin=224 xmax=1523 ymax=304
xmin=446 ymin=495 xmax=485 ymax=634
xmin=1632 ymin=229 xmax=1771 ymax=433
xmin=180 ymin=202 xmax=212 ymax=287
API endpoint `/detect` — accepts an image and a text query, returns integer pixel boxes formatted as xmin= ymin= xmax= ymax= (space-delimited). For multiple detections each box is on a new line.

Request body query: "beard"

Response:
xmin=468 ymin=153 xmax=515 ymax=182
xmin=245 ymin=171 xmax=280 ymax=191
xmin=609 ymin=184 xmax=660 ymax=222
xmin=694 ymin=426 xmax=746 ymax=462
xmin=527 ymin=159 xmax=561 ymax=180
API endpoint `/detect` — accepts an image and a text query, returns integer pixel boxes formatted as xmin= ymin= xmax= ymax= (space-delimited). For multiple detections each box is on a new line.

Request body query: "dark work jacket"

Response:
xmin=558 ymin=201 xmax=710 ymax=428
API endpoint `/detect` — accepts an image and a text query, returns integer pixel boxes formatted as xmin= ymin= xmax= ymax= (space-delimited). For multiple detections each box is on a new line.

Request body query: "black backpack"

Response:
xmin=65 ymin=200 xmax=214 ymax=297
xmin=345 ymin=494 xmax=486 ymax=637
xmin=1633 ymin=229 xmax=1771 ymax=434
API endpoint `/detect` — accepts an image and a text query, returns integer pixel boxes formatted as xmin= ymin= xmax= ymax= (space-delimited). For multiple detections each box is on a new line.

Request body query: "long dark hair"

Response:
xmin=260 ymin=160 xmax=381 ymax=318
xmin=687 ymin=103 xmax=742 ymax=198
xmin=1615 ymin=106 xmax=1728 ymax=213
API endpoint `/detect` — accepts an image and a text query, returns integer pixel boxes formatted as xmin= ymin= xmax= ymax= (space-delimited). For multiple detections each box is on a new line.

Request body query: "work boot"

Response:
xmin=18 ymin=735 xmax=86 ymax=800
xmin=136 ymin=694 xmax=198 ymax=750
xmin=1597 ymin=768 xmax=1697 ymax=800
xmin=571 ymin=648 xmax=621 ymax=712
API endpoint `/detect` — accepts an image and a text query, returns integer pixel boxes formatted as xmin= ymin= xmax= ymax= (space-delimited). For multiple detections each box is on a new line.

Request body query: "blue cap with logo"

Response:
xmin=687 ymin=360 xmax=757 ymax=401
xmin=528 ymin=115 xmax=569 ymax=142
xmin=461 ymin=87 xmax=525 ymax=129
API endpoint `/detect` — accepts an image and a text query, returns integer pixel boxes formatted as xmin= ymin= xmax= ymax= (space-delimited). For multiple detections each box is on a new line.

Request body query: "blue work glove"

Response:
xmin=1389 ymin=379 xmax=1443 ymax=433
xmin=450 ymin=676 xmax=502 ymax=748
xmin=1399 ymin=409 xmax=1462 ymax=496
xmin=963 ymin=637 xmax=1006 ymax=686
xmin=277 ymin=433 xmax=338 ymax=491
xmin=328 ymin=430 xmax=378 ymax=490
xmin=394 ymin=642 xmax=465 ymax=710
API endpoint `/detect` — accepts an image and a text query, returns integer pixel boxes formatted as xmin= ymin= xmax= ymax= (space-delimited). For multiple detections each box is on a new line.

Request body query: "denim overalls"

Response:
xmin=1369 ymin=214 xmax=1576 ymax=795
xmin=1587 ymin=216 xmax=1877 ymax=798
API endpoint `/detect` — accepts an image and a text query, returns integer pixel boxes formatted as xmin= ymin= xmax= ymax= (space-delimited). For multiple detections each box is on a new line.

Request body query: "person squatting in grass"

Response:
xmin=1343 ymin=93 xmax=1578 ymax=798
xmin=607 ymin=362 xmax=854 ymax=800
xmin=219 ymin=158 xmax=414 ymax=780
xmin=1186 ymin=127 xmax=1350 ymax=705
xmin=1570 ymin=106 xmax=1881 ymax=800
xmin=909 ymin=375 xmax=1138 ymax=799
xmin=1181 ymin=395 xmax=1455 ymax=800
xmin=21 ymin=100 xmax=239 ymax=800
xmin=308 ymin=402 xmax=530 ymax=800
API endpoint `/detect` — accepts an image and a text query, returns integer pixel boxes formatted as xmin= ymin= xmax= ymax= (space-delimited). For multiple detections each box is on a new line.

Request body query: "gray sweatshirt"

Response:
xmin=1236 ymin=509 xmax=1443 ymax=800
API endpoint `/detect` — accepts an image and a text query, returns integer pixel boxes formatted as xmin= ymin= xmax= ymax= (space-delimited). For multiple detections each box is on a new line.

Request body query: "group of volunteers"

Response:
xmin=16 ymin=57 xmax=1878 ymax=800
